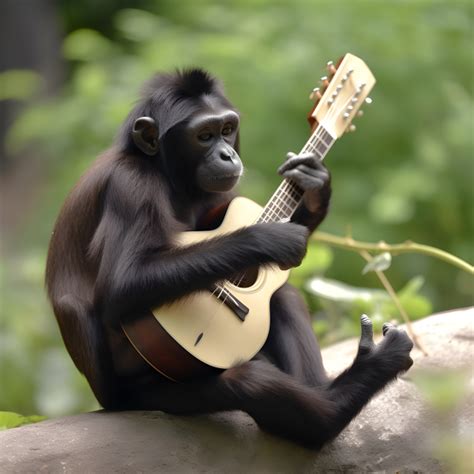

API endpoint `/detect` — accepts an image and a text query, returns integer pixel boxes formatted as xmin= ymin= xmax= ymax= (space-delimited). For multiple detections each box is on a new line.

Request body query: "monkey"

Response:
xmin=46 ymin=68 xmax=413 ymax=448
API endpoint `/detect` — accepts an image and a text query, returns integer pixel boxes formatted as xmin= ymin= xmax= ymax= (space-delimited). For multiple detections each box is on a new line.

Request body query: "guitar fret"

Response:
xmin=322 ymin=130 xmax=333 ymax=145
xmin=274 ymin=195 xmax=293 ymax=213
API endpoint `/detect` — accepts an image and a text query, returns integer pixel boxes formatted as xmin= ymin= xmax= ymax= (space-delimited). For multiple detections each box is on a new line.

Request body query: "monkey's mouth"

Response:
xmin=213 ymin=174 xmax=241 ymax=181
xmin=213 ymin=174 xmax=241 ymax=188
xmin=203 ymin=174 xmax=241 ymax=193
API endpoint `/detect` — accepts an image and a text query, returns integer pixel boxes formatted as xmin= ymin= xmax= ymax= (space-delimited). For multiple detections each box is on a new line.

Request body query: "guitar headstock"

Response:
xmin=307 ymin=53 xmax=376 ymax=138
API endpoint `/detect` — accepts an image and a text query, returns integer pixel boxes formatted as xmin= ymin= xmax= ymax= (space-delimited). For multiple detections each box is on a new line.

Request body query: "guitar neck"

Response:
xmin=257 ymin=125 xmax=336 ymax=223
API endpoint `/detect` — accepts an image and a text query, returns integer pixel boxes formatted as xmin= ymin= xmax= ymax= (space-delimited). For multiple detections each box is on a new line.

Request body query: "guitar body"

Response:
xmin=122 ymin=196 xmax=289 ymax=381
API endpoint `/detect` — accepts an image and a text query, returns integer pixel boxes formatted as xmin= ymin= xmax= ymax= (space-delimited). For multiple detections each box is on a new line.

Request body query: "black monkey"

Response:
xmin=46 ymin=69 xmax=413 ymax=449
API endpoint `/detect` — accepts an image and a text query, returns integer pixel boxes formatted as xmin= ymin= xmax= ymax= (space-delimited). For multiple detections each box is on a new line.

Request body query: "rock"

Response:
xmin=1 ymin=308 xmax=472 ymax=473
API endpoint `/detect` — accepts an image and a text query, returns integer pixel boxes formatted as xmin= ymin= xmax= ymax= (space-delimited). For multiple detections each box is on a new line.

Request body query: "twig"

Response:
xmin=312 ymin=232 xmax=473 ymax=274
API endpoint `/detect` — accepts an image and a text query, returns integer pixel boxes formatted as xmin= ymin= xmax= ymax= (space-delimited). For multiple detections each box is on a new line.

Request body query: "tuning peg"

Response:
xmin=320 ymin=76 xmax=330 ymax=87
xmin=365 ymin=97 xmax=373 ymax=104
xmin=327 ymin=61 xmax=337 ymax=75
xmin=354 ymin=83 xmax=367 ymax=97
xmin=309 ymin=87 xmax=322 ymax=100
xmin=343 ymin=112 xmax=350 ymax=119
xmin=357 ymin=110 xmax=364 ymax=117
xmin=348 ymin=124 xmax=357 ymax=132
xmin=342 ymin=69 xmax=354 ymax=83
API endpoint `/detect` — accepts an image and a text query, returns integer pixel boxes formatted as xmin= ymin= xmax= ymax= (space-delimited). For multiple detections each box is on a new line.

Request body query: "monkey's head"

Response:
xmin=120 ymin=69 xmax=242 ymax=194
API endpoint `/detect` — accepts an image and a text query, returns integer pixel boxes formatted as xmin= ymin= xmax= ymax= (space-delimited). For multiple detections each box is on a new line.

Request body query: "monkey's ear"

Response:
xmin=132 ymin=117 xmax=159 ymax=156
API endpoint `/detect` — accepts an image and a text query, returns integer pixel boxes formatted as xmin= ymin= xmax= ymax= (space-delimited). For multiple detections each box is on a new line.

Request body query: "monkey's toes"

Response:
xmin=360 ymin=314 xmax=371 ymax=326
xmin=358 ymin=314 xmax=375 ymax=353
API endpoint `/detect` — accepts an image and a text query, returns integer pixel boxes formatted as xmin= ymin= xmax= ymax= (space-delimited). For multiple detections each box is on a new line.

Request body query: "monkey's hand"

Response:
xmin=248 ymin=222 xmax=309 ymax=270
xmin=278 ymin=152 xmax=331 ymax=213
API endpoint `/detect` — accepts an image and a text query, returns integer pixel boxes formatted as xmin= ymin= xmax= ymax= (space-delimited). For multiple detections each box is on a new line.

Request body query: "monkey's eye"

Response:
xmin=222 ymin=125 xmax=233 ymax=136
xmin=198 ymin=132 xmax=213 ymax=142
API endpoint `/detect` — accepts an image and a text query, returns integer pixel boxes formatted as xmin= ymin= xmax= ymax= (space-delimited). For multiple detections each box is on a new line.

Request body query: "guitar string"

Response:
xmin=206 ymin=127 xmax=331 ymax=329
xmin=193 ymin=84 xmax=363 ymax=348
xmin=218 ymin=128 xmax=332 ymax=293
xmin=210 ymin=179 xmax=298 ymax=300
xmin=242 ymin=90 xmax=357 ymax=254
xmin=221 ymin=125 xmax=331 ymax=298
xmin=193 ymin=84 xmax=360 ymax=345
xmin=210 ymin=91 xmax=347 ymax=297
xmin=227 ymin=124 xmax=330 ymax=290
xmin=208 ymin=85 xmax=361 ymax=334
xmin=209 ymin=167 xmax=303 ymax=299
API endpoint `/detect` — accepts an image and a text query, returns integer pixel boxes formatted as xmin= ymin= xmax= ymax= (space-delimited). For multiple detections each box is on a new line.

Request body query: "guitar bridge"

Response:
xmin=210 ymin=284 xmax=249 ymax=321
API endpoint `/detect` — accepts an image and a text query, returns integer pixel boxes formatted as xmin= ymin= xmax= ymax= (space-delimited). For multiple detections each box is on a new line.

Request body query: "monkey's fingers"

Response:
xmin=280 ymin=168 xmax=327 ymax=190
xmin=278 ymin=153 xmax=321 ymax=175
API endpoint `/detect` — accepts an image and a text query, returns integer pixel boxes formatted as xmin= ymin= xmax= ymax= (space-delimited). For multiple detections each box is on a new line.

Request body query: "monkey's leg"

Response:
xmin=117 ymin=316 xmax=412 ymax=449
xmin=118 ymin=358 xmax=338 ymax=449
xmin=262 ymin=284 xmax=329 ymax=386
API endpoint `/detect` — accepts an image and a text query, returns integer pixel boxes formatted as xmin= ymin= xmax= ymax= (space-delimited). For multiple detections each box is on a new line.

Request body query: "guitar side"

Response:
xmin=151 ymin=196 xmax=290 ymax=370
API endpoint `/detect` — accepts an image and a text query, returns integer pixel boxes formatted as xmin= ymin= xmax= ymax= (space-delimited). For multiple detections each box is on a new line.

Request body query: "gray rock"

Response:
xmin=1 ymin=308 xmax=472 ymax=473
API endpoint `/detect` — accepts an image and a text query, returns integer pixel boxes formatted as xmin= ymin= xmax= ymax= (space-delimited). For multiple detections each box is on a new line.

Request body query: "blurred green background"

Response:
xmin=0 ymin=0 xmax=472 ymax=419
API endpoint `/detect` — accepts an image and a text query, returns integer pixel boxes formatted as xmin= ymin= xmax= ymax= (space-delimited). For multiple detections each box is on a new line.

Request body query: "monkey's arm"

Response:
xmin=113 ymin=227 xmax=304 ymax=306
xmin=93 ymin=178 xmax=307 ymax=324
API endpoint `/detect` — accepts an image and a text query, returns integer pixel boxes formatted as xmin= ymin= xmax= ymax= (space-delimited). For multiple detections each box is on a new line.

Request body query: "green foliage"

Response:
xmin=0 ymin=412 xmax=46 ymax=431
xmin=289 ymin=243 xmax=333 ymax=288
xmin=307 ymin=275 xmax=432 ymax=342
xmin=0 ymin=253 xmax=98 ymax=417
xmin=0 ymin=70 xmax=42 ymax=101
xmin=63 ymin=29 xmax=114 ymax=61
xmin=411 ymin=368 xmax=472 ymax=472
xmin=412 ymin=368 xmax=470 ymax=413
xmin=2 ymin=0 xmax=472 ymax=417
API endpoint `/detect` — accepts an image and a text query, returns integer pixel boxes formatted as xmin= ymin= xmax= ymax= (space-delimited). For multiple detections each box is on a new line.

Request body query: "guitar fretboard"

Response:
xmin=257 ymin=125 xmax=335 ymax=223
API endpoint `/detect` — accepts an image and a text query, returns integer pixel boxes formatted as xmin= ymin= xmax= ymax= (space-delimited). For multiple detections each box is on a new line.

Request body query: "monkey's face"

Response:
xmin=159 ymin=99 xmax=242 ymax=194
xmin=187 ymin=101 xmax=242 ymax=193
xmin=131 ymin=95 xmax=242 ymax=194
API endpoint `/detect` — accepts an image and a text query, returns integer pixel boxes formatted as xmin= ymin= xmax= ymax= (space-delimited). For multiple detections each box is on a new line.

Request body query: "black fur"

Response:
xmin=46 ymin=68 xmax=413 ymax=448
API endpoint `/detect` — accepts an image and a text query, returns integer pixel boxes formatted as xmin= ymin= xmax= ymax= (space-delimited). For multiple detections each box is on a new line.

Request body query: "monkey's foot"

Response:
xmin=356 ymin=314 xmax=414 ymax=373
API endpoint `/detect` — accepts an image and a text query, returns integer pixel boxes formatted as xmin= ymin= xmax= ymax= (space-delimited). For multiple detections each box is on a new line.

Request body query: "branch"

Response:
xmin=312 ymin=232 xmax=474 ymax=274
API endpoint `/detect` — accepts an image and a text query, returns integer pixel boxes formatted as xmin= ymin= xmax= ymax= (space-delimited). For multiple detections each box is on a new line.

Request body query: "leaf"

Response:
xmin=398 ymin=275 xmax=425 ymax=296
xmin=362 ymin=252 xmax=392 ymax=274
xmin=397 ymin=276 xmax=432 ymax=318
xmin=306 ymin=277 xmax=387 ymax=302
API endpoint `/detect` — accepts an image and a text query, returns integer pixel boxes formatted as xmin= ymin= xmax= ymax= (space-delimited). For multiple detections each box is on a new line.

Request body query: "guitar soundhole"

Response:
xmin=233 ymin=266 xmax=259 ymax=288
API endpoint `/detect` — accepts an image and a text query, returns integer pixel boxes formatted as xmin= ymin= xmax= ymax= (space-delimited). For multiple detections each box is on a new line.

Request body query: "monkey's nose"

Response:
xmin=220 ymin=150 xmax=234 ymax=162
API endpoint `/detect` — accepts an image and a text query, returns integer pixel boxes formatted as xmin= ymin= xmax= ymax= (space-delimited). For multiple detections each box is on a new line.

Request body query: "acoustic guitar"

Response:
xmin=122 ymin=53 xmax=376 ymax=381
